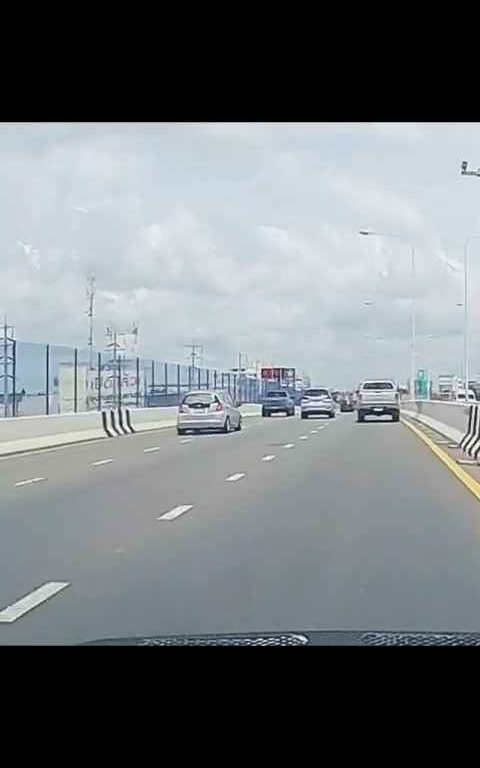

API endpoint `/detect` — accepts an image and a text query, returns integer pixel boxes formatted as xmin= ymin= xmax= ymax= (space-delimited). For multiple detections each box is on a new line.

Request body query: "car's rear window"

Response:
xmin=361 ymin=382 xmax=394 ymax=390
xmin=183 ymin=393 xmax=215 ymax=405
xmin=267 ymin=391 xmax=287 ymax=397
xmin=305 ymin=389 xmax=329 ymax=397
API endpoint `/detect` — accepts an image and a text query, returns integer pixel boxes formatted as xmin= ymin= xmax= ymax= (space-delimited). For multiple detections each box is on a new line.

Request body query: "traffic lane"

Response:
xmin=0 ymin=413 xmax=267 ymax=494
xmin=0 ymin=413 xmax=345 ymax=643
xmin=0 ymin=409 xmax=338 ymax=543
xmin=0 ymin=410 xmax=327 ymax=499
xmin=0 ymin=411 xmax=339 ymax=623
xmin=80 ymin=415 xmax=480 ymax=638
xmin=5 ymin=411 xmax=475 ymax=644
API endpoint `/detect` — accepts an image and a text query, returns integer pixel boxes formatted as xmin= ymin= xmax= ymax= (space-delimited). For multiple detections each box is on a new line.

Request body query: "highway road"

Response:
xmin=2 ymin=410 xmax=480 ymax=644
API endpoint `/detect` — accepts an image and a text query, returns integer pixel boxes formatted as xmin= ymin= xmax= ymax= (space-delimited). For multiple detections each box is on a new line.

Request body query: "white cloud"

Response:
xmin=1 ymin=122 xmax=480 ymax=386
xmin=367 ymin=122 xmax=427 ymax=141
xmin=330 ymin=174 xmax=425 ymax=233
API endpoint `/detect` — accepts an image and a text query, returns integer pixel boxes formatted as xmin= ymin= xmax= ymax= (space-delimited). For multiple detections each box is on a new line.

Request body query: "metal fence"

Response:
xmin=1 ymin=340 xmax=268 ymax=417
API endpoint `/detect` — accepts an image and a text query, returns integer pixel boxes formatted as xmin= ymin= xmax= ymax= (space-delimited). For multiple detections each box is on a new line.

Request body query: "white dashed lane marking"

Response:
xmin=310 ymin=430 xmax=318 ymax=434
xmin=299 ymin=436 xmax=309 ymax=440
xmin=0 ymin=582 xmax=70 ymax=623
xmin=15 ymin=477 xmax=46 ymax=487
xmin=283 ymin=444 xmax=295 ymax=449
xmin=261 ymin=455 xmax=276 ymax=462
xmin=143 ymin=447 xmax=161 ymax=453
xmin=157 ymin=505 xmax=194 ymax=521
xmin=180 ymin=439 xmax=192 ymax=444
xmin=92 ymin=459 xmax=113 ymax=467
xmin=225 ymin=473 xmax=246 ymax=482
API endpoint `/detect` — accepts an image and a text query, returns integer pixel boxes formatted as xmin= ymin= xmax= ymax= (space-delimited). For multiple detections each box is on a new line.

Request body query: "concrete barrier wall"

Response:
xmin=0 ymin=403 xmax=262 ymax=444
xmin=403 ymin=400 xmax=469 ymax=433
xmin=0 ymin=411 xmax=105 ymax=442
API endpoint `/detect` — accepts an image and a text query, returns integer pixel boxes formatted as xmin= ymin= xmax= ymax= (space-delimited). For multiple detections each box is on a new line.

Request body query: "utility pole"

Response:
xmin=0 ymin=318 xmax=15 ymax=418
xmin=105 ymin=326 xmax=125 ymax=407
xmin=235 ymin=351 xmax=246 ymax=374
xmin=184 ymin=342 xmax=204 ymax=385
xmin=86 ymin=274 xmax=96 ymax=370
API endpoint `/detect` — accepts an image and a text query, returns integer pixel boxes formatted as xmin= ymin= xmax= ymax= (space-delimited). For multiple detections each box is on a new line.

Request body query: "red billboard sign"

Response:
xmin=261 ymin=367 xmax=277 ymax=381
xmin=261 ymin=367 xmax=295 ymax=383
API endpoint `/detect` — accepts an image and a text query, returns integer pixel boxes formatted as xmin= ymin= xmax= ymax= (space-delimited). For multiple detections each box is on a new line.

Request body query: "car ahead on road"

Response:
xmin=339 ymin=392 xmax=355 ymax=412
xmin=356 ymin=380 xmax=400 ymax=423
xmin=261 ymin=390 xmax=295 ymax=417
xmin=300 ymin=388 xmax=336 ymax=419
xmin=177 ymin=390 xmax=242 ymax=435
xmin=455 ymin=390 xmax=477 ymax=403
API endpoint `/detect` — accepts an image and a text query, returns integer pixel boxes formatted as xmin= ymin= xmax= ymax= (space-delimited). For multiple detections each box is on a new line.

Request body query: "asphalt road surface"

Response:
xmin=2 ymin=411 xmax=480 ymax=644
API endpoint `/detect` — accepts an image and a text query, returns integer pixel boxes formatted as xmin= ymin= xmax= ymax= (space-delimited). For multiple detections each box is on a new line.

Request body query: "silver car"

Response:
xmin=177 ymin=390 xmax=242 ymax=435
xmin=300 ymin=387 xmax=336 ymax=419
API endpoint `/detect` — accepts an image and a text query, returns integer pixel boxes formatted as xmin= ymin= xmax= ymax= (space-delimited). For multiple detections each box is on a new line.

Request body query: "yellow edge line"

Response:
xmin=401 ymin=417 xmax=480 ymax=502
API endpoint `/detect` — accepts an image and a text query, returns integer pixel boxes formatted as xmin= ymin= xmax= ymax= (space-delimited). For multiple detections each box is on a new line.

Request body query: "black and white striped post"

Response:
xmin=458 ymin=404 xmax=480 ymax=461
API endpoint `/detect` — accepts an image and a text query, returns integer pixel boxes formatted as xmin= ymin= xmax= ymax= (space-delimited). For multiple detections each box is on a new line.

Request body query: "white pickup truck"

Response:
xmin=356 ymin=379 xmax=400 ymax=423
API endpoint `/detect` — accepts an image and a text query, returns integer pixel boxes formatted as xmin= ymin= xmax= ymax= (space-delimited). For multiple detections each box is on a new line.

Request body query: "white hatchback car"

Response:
xmin=177 ymin=390 xmax=242 ymax=435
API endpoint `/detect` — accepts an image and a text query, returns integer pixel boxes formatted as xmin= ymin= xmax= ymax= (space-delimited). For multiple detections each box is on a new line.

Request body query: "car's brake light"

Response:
xmin=178 ymin=404 xmax=186 ymax=413
xmin=215 ymin=401 xmax=224 ymax=412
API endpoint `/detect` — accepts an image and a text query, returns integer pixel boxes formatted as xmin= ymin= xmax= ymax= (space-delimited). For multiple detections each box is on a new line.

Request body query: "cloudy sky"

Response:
xmin=2 ymin=121 xmax=480 ymax=388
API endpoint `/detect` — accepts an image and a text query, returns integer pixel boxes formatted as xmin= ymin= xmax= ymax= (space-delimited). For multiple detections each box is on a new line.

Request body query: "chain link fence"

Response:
xmin=3 ymin=340 xmax=267 ymax=417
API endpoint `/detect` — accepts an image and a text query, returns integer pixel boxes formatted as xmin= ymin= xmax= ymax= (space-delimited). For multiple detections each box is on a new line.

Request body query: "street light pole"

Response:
xmin=460 ymin=162 xmax=480 ymax=393
xmin=464 ymin=237 xmax=469 ymax=395
xmin=359 ymin=230 xmax=417 ymax=396
xmin=462 ymin=236 xmax=480 ymax=395
xmin=410 ymin=244 xmax=416 ymax=399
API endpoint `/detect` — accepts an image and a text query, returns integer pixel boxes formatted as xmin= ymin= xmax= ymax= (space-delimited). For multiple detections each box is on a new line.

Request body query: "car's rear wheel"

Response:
xmin=235 ymin=416 xmax=242 ymax=431
xmin=357 ymin=410 xmax=365 ymax=423
xmin=223 ymin=417 xmax=231 ymax=433
xmin=392 ymin=412 xmax=400 ymax=422
xmin=177 ymin=428 xmax=186 ymax=435
xmin=329 ymin=412 xmax=335 ymax=419
xmin=301 ymin=412 xmax=307 ymax=419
